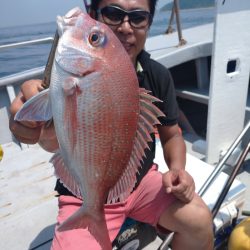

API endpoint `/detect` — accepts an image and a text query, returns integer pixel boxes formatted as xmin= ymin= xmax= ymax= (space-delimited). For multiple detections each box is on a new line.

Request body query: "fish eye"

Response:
xmin=88 ymin=30 xmax=105 ymax=47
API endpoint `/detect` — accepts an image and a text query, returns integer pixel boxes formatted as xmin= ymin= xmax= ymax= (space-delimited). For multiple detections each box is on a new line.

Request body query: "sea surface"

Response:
xmin=0 ymin=8 xmax=214 ymax=78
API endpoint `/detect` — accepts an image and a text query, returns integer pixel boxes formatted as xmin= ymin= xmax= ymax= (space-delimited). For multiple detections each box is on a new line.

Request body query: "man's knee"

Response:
xmin=182 ymin=196 xmax=214 ymax=249
xmin=191 ymin=200 xmax=213 ymax=233
xmin=159 ymin=194 xmax=213 ymax=234
xmin=158 ymin=195 xmax=214 ymax=249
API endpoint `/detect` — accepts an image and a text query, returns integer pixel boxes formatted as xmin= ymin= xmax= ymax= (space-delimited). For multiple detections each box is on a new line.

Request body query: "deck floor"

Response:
xmin=0 ymin=142 xmax=57 ymax=250
xmin=0 ymin=139 xmax=249 ymax=250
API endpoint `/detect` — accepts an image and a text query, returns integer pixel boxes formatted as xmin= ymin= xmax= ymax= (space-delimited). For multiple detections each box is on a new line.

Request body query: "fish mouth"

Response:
xmin=56 ymin=59 xmax=94 ymax=78
xmin=74 ymin=69 xmax=94 ymax=78
xmin=56 ymin=47 xmax=94 ymax=77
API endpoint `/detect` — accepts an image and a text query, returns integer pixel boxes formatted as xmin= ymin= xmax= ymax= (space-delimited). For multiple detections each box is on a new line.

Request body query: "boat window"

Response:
xmin=227 ymin=59 xmax=238 ymax=74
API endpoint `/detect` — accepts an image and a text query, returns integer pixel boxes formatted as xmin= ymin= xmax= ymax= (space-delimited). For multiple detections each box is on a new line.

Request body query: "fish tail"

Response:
xmin=89 ymin=215 xmax=112 ymax=250
xmin=57 ymin=206 xmax=112 ymax=250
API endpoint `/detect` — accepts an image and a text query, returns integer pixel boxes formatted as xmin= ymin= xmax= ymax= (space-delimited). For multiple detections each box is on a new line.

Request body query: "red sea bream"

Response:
xmin=15 ymin=7 xmax=164 ymax=249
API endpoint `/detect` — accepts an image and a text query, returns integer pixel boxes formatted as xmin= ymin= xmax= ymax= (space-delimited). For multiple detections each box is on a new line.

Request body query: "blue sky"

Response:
xmin=0 ymin=0 xmax=172 ymax=28
xmin=0 ymin=0 xmax=86 ymax=28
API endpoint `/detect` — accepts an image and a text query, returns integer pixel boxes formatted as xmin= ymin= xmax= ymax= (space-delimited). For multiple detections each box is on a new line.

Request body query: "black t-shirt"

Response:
xmin=133 ymin=50 xmax=179 ymax=187
xmin=55 ymin=50 xmax=179 ymax=196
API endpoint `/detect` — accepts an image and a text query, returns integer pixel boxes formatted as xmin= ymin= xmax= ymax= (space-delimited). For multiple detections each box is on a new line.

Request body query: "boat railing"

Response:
xmin=0 ymin=37 xmax=53 ymax=100
xmin=0 ymin=37 xmax=53 ymax=51
xmin=0 ymin=38 xmax=53 ymax=146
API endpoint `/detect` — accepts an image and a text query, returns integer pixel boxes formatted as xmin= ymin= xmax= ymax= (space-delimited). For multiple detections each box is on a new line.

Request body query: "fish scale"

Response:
xmin=15 ymin=7 xmax=165 ymax=250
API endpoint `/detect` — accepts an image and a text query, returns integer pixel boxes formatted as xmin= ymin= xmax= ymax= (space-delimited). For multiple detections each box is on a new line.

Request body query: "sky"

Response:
xmin=0 ymin=0 xmax=172 ymax=28
xmin=0 ymin=0 xmax=87 ymax=28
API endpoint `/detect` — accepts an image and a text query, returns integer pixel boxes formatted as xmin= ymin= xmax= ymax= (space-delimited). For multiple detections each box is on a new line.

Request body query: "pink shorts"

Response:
xmin=51 ymin=165 xmax=175 ymax=250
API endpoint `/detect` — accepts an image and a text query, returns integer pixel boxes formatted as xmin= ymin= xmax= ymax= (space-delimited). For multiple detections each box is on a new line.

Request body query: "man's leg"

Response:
xmin=127 ymin=165 xmax=213 ymax=250
xmin=158 ymin=194 xmax=214 ymax=250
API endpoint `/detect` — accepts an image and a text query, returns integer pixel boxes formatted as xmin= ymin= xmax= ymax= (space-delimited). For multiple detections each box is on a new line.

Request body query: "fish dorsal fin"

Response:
xmin=51 ymin=152 xmax=82 ymax=198
xmin=107 ymin=88 xmax=165 ymax=203
xmin=14 ymin=89 xmax=52 ymax=122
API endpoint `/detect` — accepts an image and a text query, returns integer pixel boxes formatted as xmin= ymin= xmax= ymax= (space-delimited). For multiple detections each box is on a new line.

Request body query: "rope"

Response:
xmin=165 ymin=0 xmax=187 ymax=46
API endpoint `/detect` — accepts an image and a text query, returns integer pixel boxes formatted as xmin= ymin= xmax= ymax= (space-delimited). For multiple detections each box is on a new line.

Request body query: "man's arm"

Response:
xmin=158 ymin=124 xmax=195 ymax=203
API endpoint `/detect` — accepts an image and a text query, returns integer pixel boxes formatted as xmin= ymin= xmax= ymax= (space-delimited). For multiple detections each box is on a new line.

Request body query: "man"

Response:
xmin=9 ymin=0 xmax=213 ymax=249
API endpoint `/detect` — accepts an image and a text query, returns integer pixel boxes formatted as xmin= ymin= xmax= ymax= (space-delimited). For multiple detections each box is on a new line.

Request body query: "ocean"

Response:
xmin=0 ymin=8 xmax=214 ymax=78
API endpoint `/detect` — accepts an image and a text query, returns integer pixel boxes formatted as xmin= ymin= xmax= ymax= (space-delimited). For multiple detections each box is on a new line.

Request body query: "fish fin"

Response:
xmin=14 ymin=89 xmax=52 ymax=122
xmin=51 ymin=152 xmax=81 ymax=198
xmin=107 ymin=88 xmax=165 ymax=203
xmin=58 ymin=206 xmax=112 ymax=250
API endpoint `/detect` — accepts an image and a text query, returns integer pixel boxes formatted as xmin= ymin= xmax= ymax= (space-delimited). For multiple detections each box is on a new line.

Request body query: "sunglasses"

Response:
xmin=97 ymin=5 xmax=152 ymax=29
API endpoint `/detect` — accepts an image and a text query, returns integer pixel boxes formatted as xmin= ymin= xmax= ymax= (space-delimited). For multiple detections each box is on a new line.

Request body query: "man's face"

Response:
xmin=96 ymin=0 xmax=150 ymax=65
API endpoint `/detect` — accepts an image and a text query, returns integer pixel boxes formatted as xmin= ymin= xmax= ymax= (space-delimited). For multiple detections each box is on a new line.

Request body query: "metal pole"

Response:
xmin=212 ymin=142 xmax=250 ymax=218
xmin=199 ymin=121 xmax=250 ymax=197
xmin=0 ymin=37 xmax=53 ymax=50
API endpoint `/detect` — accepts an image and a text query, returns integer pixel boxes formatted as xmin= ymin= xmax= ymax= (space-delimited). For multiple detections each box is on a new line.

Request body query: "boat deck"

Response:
xmin=0 ymin=143 xmax=57 ymax=250
xmin=0 ymin=140 xmax=247 ymax=250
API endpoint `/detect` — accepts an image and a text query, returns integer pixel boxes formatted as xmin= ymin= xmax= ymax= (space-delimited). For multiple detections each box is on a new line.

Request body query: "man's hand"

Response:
xmin=162 ymin=169 xmax=195 ymax=203
xmin=9 ymin=79 xmax=45 ymax=144
xmin=9 ymin=79 xmax=59 ymax=152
